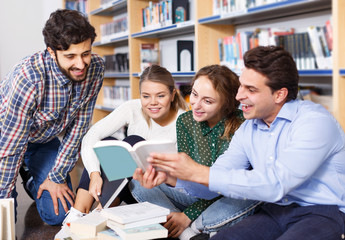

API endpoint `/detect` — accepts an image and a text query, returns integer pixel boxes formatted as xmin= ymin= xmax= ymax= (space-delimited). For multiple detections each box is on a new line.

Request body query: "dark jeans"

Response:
xmin=212 ymin=203 xmax=345 ymax=240
xmin=77 ymin=135 xmax=144 ymax=204
xmin=21 ymin=138 xmax=73 ymax=225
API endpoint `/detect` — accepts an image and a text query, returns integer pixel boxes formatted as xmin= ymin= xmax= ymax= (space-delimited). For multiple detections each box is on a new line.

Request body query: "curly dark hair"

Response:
xmin=243 ymin=46 xmax=299 ymax=102
xmin=42 ymin=9 xmax=96 ymax=51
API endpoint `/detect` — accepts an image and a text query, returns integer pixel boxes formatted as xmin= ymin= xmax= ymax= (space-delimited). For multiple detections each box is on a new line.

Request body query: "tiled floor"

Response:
xmin=15 ymin=160 xmax=84 ymax=240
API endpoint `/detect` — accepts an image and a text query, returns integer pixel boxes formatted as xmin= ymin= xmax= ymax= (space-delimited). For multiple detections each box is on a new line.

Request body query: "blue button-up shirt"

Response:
xmin=209 ymin=100 xmax=345 ymax=212
xmin=0 ymin=50 xmax=104 ymax=198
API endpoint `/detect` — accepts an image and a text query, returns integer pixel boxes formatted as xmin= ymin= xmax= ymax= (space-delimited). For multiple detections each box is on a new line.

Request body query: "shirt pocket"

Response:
xmin=33 ymin=109 xmax=62 ymax=128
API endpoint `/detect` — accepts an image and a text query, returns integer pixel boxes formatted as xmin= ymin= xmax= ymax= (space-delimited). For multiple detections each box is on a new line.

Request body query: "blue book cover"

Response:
xmin=93 ymin=140 xmax=176 ymax=181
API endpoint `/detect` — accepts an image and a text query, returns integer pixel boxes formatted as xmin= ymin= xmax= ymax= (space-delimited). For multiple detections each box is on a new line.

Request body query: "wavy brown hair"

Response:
xmin=192 ymin=65 xmax=242 ymax=139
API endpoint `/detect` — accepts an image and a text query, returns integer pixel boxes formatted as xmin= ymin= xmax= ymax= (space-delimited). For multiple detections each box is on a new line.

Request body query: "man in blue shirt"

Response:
xmin=148 ymin=46 xmax=345 ymax=239
xmin=0 ymin=9 xmax=104 ymax=225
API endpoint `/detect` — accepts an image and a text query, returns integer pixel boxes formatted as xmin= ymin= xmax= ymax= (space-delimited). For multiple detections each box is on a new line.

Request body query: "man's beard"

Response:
xmin=56 ymin=57 xmax=89 ymax=83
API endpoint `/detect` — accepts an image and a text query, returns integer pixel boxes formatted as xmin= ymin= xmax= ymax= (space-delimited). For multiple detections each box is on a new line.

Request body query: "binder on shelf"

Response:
xmin=177 ymin=40 xmax=194 ymax=72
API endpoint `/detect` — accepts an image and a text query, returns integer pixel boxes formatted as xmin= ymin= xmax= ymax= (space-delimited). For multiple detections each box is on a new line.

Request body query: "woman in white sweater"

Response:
xmin=63 ymin=65 xmax=187 ymax=223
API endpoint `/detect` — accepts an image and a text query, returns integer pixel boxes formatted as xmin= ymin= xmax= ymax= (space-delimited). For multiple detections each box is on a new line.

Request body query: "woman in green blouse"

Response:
xmin=130 ymin=65 xmax=260 ymax=240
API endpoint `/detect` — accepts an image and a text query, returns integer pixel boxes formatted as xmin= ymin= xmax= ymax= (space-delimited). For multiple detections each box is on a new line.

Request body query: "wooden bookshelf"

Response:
xmin=80 ymin=0 xmax=345 ymax=129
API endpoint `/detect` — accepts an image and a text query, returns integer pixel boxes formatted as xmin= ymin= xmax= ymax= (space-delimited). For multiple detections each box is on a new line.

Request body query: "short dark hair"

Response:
xmin=42 ymin=9 xmax=96 ymax=51
xmin=243 ymin=46 xmax=299 ymax=102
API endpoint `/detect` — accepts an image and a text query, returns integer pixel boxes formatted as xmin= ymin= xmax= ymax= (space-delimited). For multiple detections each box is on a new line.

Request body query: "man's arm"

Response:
xmin=0 ymin=71 xmax=37 ymax=198
xmin=209 ymin=109 xmax=344 ymax=202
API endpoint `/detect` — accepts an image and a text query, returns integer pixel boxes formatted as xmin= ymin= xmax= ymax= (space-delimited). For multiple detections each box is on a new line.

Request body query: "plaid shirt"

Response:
xmin=0 ymin=50 xmax=104 ymax=198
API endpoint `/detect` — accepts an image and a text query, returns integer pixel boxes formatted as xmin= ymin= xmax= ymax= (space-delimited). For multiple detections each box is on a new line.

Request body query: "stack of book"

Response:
xmin=57 ymin=202 xmax=169 ymax=240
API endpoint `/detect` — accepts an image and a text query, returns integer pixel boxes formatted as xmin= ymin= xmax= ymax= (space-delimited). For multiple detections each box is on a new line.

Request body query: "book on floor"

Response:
xmin=107 ymin=214 xmax=167 ymax=229
xmin=100 ymin=202 xmax=170 ymax=225
xmin=93 ymin=139 xmax=176 ymax=181
xmin=69 ymin=210 xmax=107 ymax=238
xmin=98 ymin=176 xmax=129 ymax=209
xmin=97 ymin=228 xmax=122 ymax=240
xmin=0 ymin=198 xmax=15 ymax=240
xmin=107 ymin=223 xmax=168 ymax=240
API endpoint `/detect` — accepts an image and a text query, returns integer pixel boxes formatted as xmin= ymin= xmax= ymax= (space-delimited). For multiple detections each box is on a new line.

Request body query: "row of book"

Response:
xmin=104 ymin=53 xmax=129 ymax=74
xmin=218 ymin=21 xmax=333 ymax=72
xmin=139 ymin=40 xmax=195 ymax=73
xmin=141 ymin=0 xmax=190 ymax=31
xmin=59 ymin=202 xmax=169 ymax=240
xmin=213 ymin=0 xmax=285 ymax=15
xmin=103 ymin=85 xmax=131 ymax=109
xmin=65 ymin=0 xmax=88 ymax=14
xmin=100 ymin=13 xmax=128 ymax=43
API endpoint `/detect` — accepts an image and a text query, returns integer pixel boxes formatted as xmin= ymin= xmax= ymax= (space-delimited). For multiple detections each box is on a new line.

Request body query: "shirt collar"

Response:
xmin=201 ymin=118 xmax=225 ymax=136
xmin=253 ymin=99 xmax=299 ymax=129
xmin=46 ymin=50 xmax=71 ymax=86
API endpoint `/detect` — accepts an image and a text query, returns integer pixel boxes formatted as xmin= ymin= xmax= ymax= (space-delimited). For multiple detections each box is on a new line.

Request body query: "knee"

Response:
xmin=36 ymin=193 xmax=71 ymax=226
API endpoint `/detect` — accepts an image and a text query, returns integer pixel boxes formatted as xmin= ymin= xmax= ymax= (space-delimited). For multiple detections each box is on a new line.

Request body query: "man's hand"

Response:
xmin=89 ymin=171 xmax=103 ymax=202
xmin=37 ymin=178 xmax=75 ymax=215
xmin=148 ymin=152 xmax=210 ymax=186
xmin=132 ymin=165 xmax=169 ymax=189
xmin=164 ymin=212 xmax=191 ymax=238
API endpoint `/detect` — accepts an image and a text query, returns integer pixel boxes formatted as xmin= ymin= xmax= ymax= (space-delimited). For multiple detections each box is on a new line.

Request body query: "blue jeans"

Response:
xmin=129 ymin=179 xmax=260 ymax=233
xmin=20 ymin=138 xmax=72 ymax=225
xmin=130 ymin=180 xmax=199 ymax=212
xmin=212 ymin=203 xmax=345 ymax=240
xmin=193 ymin=196 xmax=261 ymax=233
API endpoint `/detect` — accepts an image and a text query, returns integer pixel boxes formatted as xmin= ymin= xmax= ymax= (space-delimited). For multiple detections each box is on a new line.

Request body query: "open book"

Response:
xmin=93 ymin=140 xmax=176 ymax=181
xmin=0 ymin=198 xmax=15 ymax=240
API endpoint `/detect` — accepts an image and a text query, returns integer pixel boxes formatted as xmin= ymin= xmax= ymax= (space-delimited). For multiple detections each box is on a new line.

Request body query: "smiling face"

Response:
xmin=140 ymin=80 xmax=176 ymax=126
xmin=236 ymin=67 xmax=287 ymax=126
xmin=189 ymin=76 xmax=222 ymax=128
xmin=48 ymin=38 xmax=92 ymax=82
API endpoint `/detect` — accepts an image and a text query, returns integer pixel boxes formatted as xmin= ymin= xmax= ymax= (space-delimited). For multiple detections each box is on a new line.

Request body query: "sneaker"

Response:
xmin=19 ymin=164 xmax=34 ymax=200
xmin=62 ymin=207 xmax=85 ymax=226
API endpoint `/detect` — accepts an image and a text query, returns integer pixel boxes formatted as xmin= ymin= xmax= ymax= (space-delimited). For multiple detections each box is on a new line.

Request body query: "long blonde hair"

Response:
xmin=139 ymin=65 xmax=188 ymax=126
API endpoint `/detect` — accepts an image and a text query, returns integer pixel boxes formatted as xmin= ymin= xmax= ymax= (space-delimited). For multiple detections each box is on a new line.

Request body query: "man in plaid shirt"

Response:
xmin=0 ymin=9 xmax=104 ymax=225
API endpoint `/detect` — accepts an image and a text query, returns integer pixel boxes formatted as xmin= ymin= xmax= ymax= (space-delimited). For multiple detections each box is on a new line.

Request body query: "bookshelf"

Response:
xmin=79 ymin=0 xmax=345 ymax=129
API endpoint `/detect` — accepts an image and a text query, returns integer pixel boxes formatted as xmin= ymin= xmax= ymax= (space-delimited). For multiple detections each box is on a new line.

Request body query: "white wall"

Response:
xmin=0 ymin=0 xmax=62 ymax=79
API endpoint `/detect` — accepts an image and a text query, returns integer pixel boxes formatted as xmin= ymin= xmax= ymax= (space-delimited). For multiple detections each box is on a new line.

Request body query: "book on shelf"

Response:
xmin=98 ymin=176 xmax=129 ymax=209
xmin=101 ymin=202 xmax=170 ymax=225
xmin=100 ymin=13 xmax=128 ymax=43
xmin=141 ymin=0 xmax=173 ymax=30
xmin=140 ymin=43 xmax=159 ymax=72
xmin=69 ymin=210 xmax=107 ymax=238
xmin=93 ymin=140 xmax=176 ymax=181
xmin=104 ymin=53 xmax=129 ymax=74
xmin=0 ymin=198 xmax=15 ymax=240
xmin=97 ymin=228 xmax=122 ymax=240
xmin=107 ymin=214 xmax=167 ymax=229
xmin=307 ymin=26 xmax=332 ymax=69
xmin=107 ymin=223 xmax=168 ymax=240
xmin=172 ymin=0 xmax=189 ymax=23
